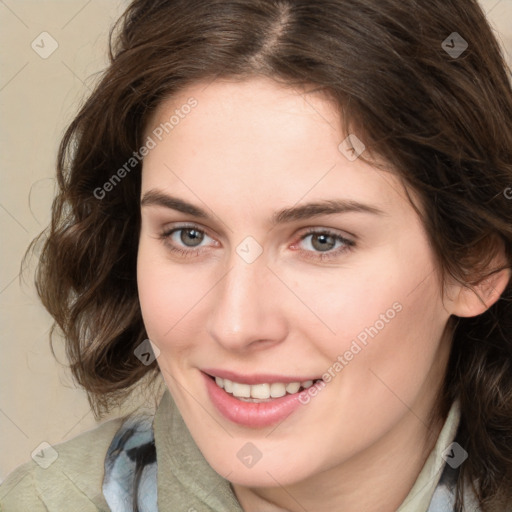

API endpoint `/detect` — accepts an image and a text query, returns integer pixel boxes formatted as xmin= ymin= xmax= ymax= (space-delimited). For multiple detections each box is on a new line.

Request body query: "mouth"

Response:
xmin=208 ymin=374 xmax=323 ymax=402
xmin=201 ymin=370 xmax=324 ymax=427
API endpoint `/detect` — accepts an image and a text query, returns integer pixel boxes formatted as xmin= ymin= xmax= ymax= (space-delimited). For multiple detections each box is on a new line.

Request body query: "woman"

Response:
xmin=2 ymin=0 xmax=512 ymax=510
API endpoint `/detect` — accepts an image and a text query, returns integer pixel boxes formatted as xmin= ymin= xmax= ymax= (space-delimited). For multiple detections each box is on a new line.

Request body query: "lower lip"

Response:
xmin=203 ymin=373 xmax=306 ymax=428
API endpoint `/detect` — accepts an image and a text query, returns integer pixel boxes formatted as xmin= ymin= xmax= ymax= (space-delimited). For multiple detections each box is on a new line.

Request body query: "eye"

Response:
xmin=159 ymin=224 xmax=217 ymax=257
xmin=292 ymin=228 xmax=355 ymax=261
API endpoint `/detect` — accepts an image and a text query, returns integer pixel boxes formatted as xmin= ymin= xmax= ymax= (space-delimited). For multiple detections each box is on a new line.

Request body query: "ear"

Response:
xmin=445 ymin=244 xmax=511 ymax=318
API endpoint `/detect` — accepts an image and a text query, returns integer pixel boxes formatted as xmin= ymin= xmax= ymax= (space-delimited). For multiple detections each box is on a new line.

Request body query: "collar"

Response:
xmin=154 ymin=389 xmax=244 ymax=511
xmin=397 ymin=398 xmax=461 ymax=511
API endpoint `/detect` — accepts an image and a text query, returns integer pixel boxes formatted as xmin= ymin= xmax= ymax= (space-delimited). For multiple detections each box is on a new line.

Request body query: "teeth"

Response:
xmin=232 ymin=382 xmax=251 ymax=398
xmin=251 ymin=383 xmax=270 ymax=399
xmin=285 ymin=382 xmax=300 ymax=394
xmin=270 ymin=383 xmax=287 ymax=398
xmin=214 ymin=377 xmax=318 ymax=399
xmin=224 ymin=379 xmax=233 ymax=393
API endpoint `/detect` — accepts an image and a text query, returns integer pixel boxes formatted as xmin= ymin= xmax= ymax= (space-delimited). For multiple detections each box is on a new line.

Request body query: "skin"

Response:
xmin=136 ymin=76 xmax=503 ymax=512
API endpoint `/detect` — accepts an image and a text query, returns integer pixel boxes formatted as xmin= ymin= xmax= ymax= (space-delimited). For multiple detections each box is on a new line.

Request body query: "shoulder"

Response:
xmin=0 ymin=416 xmax=125 ymax=511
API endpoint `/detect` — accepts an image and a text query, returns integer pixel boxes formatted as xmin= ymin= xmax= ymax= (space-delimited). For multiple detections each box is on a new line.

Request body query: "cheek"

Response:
xmin=286 ymin=252 xmax=425 ymax=356
xmin=300 ymin=241 xmax=449 ymax=389
xmin=328 ymin=269 xmax=449 ymax=413
xmin=136 ymin=240 xmax=203 ymax=345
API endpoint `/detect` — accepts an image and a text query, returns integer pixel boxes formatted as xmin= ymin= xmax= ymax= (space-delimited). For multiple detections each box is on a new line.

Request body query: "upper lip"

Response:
xmin=202 ymin=369 xmax=322 ymax=385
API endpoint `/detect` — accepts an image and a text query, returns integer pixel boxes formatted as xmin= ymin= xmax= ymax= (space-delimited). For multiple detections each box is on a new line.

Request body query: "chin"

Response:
xmin=206 ymin=450 xmax=318 ymax=488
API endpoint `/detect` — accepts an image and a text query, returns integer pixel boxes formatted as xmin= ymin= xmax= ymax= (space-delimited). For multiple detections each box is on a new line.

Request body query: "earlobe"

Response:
xmin=448 ymin=266 xmax=511 ymax=318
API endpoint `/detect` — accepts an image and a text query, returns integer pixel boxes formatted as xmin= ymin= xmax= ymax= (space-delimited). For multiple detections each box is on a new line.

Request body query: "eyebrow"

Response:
xmin=140 ymin=189 xmax=386 ymax=225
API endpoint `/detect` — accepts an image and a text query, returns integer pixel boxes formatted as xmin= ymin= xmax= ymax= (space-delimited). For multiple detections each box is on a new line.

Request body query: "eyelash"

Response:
xmin=158 ymin=224 xmax=355 ymax=262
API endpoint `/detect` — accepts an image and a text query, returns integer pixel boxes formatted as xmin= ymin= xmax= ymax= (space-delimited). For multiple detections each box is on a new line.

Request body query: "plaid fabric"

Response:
xmin=427 ymin=462 xmax=481 ymax=512
xmin=103 ymin=414 xmax=157 ymax=512
xmin=102 ymin=414 xmax=480 ymax=512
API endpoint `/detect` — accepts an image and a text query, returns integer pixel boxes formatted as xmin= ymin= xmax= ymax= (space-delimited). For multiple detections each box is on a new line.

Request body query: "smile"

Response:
xmin=202 ymin=371 xmax=324 ymax=427
xmin=214 ymin=376 xmax=317 ymax=401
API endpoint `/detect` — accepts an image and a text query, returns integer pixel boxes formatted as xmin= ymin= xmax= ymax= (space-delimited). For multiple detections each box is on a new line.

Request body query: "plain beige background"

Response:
xmin=1 ymin=0 xmax=511 ymax=481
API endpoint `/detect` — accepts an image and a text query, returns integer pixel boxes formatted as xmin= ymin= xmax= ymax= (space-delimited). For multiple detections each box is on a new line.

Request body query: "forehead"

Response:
xmin=146 ymin=77 xmax=341 ymax=154
xmin=141 ymin=77 xmax=412 ymax=218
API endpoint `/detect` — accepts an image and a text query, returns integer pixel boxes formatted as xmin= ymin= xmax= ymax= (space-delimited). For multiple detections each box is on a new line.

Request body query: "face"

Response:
xmin=137 ymin=76 xmax=453 ymax=487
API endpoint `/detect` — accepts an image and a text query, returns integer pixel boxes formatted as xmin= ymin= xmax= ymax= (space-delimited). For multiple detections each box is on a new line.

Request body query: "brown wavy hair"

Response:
xmin=26 ymin=0 xmax=512 ymax=509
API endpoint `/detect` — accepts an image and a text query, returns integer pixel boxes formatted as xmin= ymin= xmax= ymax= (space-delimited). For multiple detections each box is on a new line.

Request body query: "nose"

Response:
xmin=206 ymin=251 xmax=289 ymax=352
